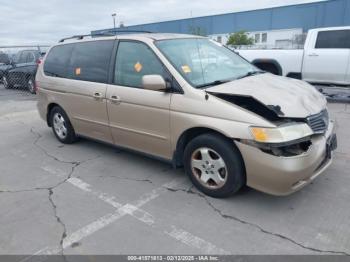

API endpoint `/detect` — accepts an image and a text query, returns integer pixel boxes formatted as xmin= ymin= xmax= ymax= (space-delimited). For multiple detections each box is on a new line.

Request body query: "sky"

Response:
xmin=0 ymin=0 xmax=325 ymax=45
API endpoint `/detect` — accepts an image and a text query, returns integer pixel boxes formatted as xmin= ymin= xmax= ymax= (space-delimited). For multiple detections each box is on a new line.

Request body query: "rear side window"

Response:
xmin=315 ymin=30 xmax=350 ymax=49
xmin=114 ymin=41 xmax=167 ymax=88
xmin=25 ymin=52 xmax=35 ymax=63
xmin=44 ymin=44 xmax=74 ymax=77
xmin=17 ymin=52 xmax=27 ymax=64
xmin=68 ymin=40 xmax=114 ymax=83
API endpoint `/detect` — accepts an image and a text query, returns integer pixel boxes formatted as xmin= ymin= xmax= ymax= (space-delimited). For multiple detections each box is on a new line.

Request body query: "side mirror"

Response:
xmin=142 ymin=75 xmax=167 ymax=91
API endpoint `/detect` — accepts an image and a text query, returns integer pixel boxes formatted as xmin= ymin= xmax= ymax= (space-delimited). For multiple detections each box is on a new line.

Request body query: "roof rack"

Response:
xmin=59 ymin=33 xmax=110 ymax=43
xmin=108 ymin=29 xmax=153 ymax=34
xmin=58 ymin=30 xmax=153 ymax=43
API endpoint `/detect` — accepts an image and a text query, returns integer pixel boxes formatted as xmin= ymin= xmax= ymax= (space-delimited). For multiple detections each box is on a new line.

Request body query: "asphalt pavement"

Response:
xmin=0 ymin=85 xmax=350 ymax=257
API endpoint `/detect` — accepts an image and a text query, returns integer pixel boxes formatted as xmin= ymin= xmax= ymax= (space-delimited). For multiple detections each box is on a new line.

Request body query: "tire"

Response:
xmin=254 ymin=63 xmax=280 ymax=75
xmin=49 ymin=106 xmax=77 ymax=144
xmin=184 ymin=133 xmax=245 ymax=198
xmin=27 ymin=77 xmax=36 ymax=94
xmin=3 ymin=75 xmax=13 ymax=89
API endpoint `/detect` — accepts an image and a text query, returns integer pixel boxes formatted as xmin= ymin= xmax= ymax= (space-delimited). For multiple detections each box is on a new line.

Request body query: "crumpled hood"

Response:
xmin=206 ymin=73 xmax=327 ymax=118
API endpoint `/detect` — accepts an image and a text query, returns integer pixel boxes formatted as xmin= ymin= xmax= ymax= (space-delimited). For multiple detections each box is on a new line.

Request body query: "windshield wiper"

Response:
xmin=196 ymin=79 xmax=232 ymax=89
xmin=236 ymin=70 xmax=265 ymax=80
xmin=196 ymin=71 xmax=265 ymax=88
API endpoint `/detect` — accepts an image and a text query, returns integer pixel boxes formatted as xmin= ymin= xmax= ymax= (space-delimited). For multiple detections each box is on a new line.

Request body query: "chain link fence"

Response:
xmin=0 ymin=45 xmax=49 ymax=94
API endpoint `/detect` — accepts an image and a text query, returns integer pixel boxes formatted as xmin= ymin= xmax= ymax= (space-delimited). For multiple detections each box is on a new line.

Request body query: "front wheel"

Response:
xmin=27 ymin=77 xmax=36 ymax=94
xmin=3 ymin=76 xmax=12 ymax=89
xmin=50 ymin=106 xmax=77 ymax=144
xmin=184 ymin=133 xmax=246 ymax=198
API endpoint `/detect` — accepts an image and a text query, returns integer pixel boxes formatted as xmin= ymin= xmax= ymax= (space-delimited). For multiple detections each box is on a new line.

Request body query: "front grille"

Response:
xmin=306 ymin=109 xmax=329 ymax=134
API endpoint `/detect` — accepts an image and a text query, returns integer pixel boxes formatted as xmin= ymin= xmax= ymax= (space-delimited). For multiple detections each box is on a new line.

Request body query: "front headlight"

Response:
xmin=250 ymin=123 xmax=313 ymax=143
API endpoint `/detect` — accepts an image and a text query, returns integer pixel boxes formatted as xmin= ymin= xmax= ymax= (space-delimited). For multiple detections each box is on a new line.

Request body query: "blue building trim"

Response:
xmin=92 ymin=0 xmax=350 ymax=36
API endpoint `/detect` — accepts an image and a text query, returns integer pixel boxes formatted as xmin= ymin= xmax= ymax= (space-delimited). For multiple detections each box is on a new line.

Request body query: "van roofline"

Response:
xmin=59 ymin=30 xmax=153 ymax=42
xmin=58 ymin=32 xmax=204 ymax=44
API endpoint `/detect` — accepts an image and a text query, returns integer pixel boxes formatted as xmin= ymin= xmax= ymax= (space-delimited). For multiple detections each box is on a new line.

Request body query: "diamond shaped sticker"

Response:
xmin=134 ymin=62 xmax=143 ymax=73
xmin=75 ymin=67 xmax=81 ymax=75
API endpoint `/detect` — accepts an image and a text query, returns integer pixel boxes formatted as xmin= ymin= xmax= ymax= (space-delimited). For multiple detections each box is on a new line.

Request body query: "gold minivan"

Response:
xmin=36 ymin=33 xmax=337 ymax=198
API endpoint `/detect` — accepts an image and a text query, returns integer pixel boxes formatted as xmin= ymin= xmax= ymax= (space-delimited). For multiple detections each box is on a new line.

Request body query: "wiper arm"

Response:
xmin=237 ymin=70 xmax=265 ymax=80
xmin=196 ymin=71 xmax=265 ymax=88
xmin=196 ymin=79 xmax=231 ymax=89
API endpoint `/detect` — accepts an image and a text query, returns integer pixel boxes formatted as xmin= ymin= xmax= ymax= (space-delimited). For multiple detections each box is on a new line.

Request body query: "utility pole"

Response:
xmin=111 ymin=13 xmax=116 ymax=34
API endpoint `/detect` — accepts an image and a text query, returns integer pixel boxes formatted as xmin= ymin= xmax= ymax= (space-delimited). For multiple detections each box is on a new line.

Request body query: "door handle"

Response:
xmin=110 ymin=95 xmax=121 ymax=104
xmin=93 ymin=92 xmax=103 ymax=100
xmin=308 ymin=53 xmax=319 ymax=57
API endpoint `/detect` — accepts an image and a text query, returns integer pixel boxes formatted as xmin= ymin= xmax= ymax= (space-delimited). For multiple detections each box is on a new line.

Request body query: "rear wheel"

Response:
xmin=3 ymin=76 xmax=12 ymax=89
xmin=27 ymin=77 xmax=36 ymax=94
xmin=184 ymin=133 xmax=245 ymax=198
xmin=50 ymin=106 xmax=77 ymax=144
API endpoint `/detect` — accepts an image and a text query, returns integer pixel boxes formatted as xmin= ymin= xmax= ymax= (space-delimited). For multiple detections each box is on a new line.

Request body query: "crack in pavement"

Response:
xmin=30 ymin=128 xmax=80 ymax=165
xmin=48 ymin=189 xmax=67 ymax=259
xmin=2 ymin=128 xmax=100 ymax=194
xmin=29 ymin=127 xmax=101 ymax=255
xmin=0 ymin=127 xmax=101 ymax=259
xmin=30 ymin=127 xmax=101 ymax=188
xmin=164 ymin=187 xmax=350 ymax=256
xmin=6 ymin=113 xmax=349 ymax=256
xmin=98 ymin=174 xmax=154 ymax=184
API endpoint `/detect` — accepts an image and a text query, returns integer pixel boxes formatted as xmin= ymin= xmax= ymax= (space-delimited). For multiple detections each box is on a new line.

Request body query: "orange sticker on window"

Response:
xmin=134 ymin=62 xmax=143 ymax=73
xmin=75 ymin=67 xmax=81 ymax=75
xmin=181 ymin=65 xmax=191 ymax=74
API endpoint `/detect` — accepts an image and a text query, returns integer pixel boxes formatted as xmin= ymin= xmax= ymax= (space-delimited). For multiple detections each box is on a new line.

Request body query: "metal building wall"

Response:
xmin=92 ymin=0 xmax=350 ymax=35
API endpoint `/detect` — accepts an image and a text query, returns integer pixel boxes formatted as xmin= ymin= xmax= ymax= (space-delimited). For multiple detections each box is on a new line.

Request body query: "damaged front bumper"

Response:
xmin=235 ymin=121 xmax=337 ymax=196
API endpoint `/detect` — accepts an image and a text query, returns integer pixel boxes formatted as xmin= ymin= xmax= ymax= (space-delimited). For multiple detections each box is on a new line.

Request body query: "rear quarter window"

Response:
xmin=68 ymin=40 xmax=114 ymax=83
xmin=44 ymin=44 xmax=74 ymax=77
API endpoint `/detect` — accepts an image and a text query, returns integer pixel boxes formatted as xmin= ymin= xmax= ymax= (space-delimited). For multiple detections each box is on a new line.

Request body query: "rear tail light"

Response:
xmin=36 ymin=58 xmax=43 ymax=65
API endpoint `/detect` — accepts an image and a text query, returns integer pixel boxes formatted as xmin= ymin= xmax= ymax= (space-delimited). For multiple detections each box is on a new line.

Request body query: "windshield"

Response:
xmin=155 ymin=38 xmax=259 ymax=88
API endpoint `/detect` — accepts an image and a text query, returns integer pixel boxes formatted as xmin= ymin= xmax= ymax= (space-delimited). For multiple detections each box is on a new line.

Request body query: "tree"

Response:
xmin=188 ymin=25 xmax=207 ymax=36
xmin=226 ymin=31 xmax=254 ymax=46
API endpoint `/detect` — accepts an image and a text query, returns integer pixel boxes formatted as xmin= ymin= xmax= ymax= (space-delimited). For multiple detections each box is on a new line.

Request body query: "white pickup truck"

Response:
xmin=237 ymin=26 xmax=350 ymax=86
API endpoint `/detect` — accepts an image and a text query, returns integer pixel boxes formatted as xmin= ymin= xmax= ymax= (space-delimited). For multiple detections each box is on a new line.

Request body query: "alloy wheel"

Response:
xmin=53 ymin=113 xmax=68 ymax=140
xmin=3 ymin=76 xmax=8 ymax=88
xmin=28 ymin=79 xmax=35 ymax=94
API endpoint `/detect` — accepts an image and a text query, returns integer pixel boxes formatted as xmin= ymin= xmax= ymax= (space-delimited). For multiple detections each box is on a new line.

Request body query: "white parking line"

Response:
xmin=67 ymin=177 xmax=229 ymax=254
xmin=28 ymin=178 xmax=184 ymax=257
xmin=68 ymin=177 xmax=155 ymax=225
xmin=27 ymin=176 xmax=229 ymax=258
xmin=166 ymin=226 xmax=229 ymax=254
xmin=68 ymin=177 xmax=123 ymax=209
xmin=62 ymin=209 xmax=127 ymax=250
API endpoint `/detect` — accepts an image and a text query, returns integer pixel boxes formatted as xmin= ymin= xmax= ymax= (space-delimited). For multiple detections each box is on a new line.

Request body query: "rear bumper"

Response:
xmin=235 ymin=121 xmax=336 ymax=196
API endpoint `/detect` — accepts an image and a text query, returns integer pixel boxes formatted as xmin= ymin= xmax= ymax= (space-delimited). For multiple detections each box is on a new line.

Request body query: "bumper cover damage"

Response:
xmin=235 ymin=121 xmax=337 ymax=196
